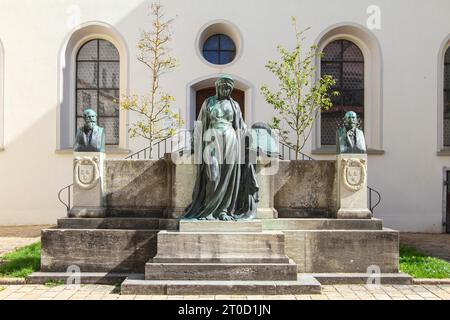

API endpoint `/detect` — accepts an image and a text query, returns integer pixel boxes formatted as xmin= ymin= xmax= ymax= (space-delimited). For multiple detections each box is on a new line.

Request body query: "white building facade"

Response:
xmin=0 ymin=0 xmax=449 ymax=232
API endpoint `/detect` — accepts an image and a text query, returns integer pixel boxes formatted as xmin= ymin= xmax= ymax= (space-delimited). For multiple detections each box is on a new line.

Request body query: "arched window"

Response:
xmin=444 ymin=47 xmax=450 ymax=146
xmin=320 ymin=39 xmax=364 ymax=146
xmin=76 ymin=39 xmax=120 ymax=145
xmin=202 ymin=34 xmax=236 ymax=65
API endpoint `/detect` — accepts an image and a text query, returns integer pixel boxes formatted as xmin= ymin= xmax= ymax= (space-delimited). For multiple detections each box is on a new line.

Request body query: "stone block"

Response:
xmin=274 ymin=160 xmax=337 ymax=215
xmin=284 ymin=229 xmax=399 ymax=273
xmin=179 ymin=220 xmax=262 ymax=232
xmin=40 ymin=229 xmax=158 ymax=273
xmin=145 ymin=261 xmax=298 ymax=281
xmin=120 ymin=275 xmax=321 ymax=295
xmin=262 ymin=218 xmax=383 ymax=230
xmin=104 ymin=159 xmax=169 ymax=209
xmin=71 ymin=152 xmax=105 ymax=217
xmin=152 ymin=231 xmax=289 ymax=263
xmin=336 ymin=154 xmax=371 ymax=219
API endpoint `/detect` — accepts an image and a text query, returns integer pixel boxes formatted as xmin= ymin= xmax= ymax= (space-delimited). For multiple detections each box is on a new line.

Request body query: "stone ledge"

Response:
xmin=262 ymin=218 xmax=383 ymax=230
xmin=0 ymin=277 xmax=26 ymax=285
xmin=304 ymin=273 xmax=412 ymax=285
xmin=179 ymin=220 xmax=262 ymax=232
xmin=26 ymin=272 xmax=138 ymax=285
xmin=413 ymin=278 xmax=450 ymax=285
xmin=145 ymin=260 xmax=298 ymax=281
xmin=120 ymin=274 xmax=321 ymax=295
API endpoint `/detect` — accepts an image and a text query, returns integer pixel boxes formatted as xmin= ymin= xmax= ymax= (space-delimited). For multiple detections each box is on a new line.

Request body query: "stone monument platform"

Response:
xmin=120 ymin=224 xmax=321 ymax=295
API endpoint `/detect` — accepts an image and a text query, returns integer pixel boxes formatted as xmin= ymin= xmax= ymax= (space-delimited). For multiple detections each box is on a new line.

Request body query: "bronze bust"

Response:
xmin=74 ymin=109 xmax=105 ymax=153
xmin=336 ymin=111 xmax=366 ymax=154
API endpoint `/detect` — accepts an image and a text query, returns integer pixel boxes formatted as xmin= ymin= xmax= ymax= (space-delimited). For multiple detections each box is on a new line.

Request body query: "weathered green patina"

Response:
xmin=336 ymin=111 xmax=366 ymax=154
xmin=182 ymin=75 xmax=259 ymax=221
xmin=74 ymin=108 xmax=105 ymax=153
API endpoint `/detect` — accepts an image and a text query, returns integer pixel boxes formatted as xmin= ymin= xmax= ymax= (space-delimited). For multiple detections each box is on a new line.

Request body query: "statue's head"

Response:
xmin=343 ymin=111 xmax=358 ymax=130
xmin=215 ymin=75 xmax=234 ymax=99
xmin=83 ymin=108 xmax=97 ymax=130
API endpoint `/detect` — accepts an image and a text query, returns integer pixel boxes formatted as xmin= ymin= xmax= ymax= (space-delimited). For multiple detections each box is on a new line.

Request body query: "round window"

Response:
xmin=202 ymin=34 xmax=236 ymax=65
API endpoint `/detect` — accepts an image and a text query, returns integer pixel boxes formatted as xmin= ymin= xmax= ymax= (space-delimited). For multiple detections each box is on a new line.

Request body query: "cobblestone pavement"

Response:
xmin=0 ymin=284 xmax=450 ymax=300
xmin=401 ymin=233 xmax=450 ymax=262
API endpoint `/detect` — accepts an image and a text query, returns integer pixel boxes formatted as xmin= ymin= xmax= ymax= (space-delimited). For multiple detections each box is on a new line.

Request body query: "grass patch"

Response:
xmin=400 ymin=244 xmax=450 ymax=279
xmin=0 ymin=286 xmax=4 ymax=292
xmin=0 ymin=242 xmax=41 ymax=278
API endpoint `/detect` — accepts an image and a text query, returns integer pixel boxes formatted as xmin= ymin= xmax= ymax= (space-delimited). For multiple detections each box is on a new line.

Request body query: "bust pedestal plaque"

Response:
xmin=69 ymin=152 xmax=106 ymax=218
xmin=336 ymin=153 xmax=371 ymax=219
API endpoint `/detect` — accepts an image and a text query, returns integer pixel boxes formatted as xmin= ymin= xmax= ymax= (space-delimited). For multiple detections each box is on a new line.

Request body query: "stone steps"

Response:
xmin=121 ymin=274 xmax=321 ymax=295
xmin=107 ymin=208 xmax=165 ymax=218
xmin=57 ymin=217 xmax=178 ymax=230
xmin=153 ymin=231 xmax=288 ymax=263
xmin=145 ymin=260 xmax=298 ymax=281
xmin=262 ymin=218 xmax=383 ymax=230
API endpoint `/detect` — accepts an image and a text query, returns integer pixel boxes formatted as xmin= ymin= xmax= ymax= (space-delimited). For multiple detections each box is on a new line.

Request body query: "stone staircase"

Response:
xmin=120 ymin=221 xmax=321 ymax=295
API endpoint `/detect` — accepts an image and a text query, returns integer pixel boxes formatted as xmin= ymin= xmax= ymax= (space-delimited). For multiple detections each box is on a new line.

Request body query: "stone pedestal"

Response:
xmin=164 ymin=153 xmax=278 ymax=219
xmin=69 ymin=152 xmax=106 ymax=218
xmin=336 ymin=154 xmax=371 ymax=219
xmin=256 ymin=160 xmax=278 ymax=219
xmin=120 ymin=221 xmax=321 ymax=295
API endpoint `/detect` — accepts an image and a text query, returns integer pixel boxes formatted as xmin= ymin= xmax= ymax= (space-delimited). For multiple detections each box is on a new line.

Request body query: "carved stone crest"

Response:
xmin=342 ymin=158 xmax=366 ymax=191
xmin=74 ymin=156 xmax=100 ymax=190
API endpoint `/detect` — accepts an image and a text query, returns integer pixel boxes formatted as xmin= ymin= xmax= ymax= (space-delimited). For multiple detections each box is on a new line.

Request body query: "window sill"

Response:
xmin=55 ymin=147 xmax=131 ymax=155
xmin=437 ymin=148 xmax=450 ymax=156
xmin=311 ymin=146 xmax=385 ymax=155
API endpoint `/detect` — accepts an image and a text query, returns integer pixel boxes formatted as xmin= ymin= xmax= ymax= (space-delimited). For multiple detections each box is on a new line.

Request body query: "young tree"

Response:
xmin=121 ymin=2 xmax=183 ymax=157
xmin=261 ymin=17 xmax=339 ymax=159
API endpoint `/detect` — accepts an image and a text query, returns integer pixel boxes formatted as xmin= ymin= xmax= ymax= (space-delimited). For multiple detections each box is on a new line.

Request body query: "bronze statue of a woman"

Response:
xmin=182 ymin=75 xmax=259 ymax=221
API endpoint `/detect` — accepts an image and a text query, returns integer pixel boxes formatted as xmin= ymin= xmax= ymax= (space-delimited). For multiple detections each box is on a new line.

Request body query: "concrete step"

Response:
xmin=277 ymin=208 xmax=330 ymax=219
xmin=57 ymin=217 xmax=178 ymax=230
xmin=145 ymin=260 xmax=298 ymax=281
xmin=26 ymin=272 xmax=139 ymax=285
xmin=305 ymin=272 xmax=413 ymax=285
xmin=107 ymin=208 xmax=165 ymax=218
xmin=153 ymin=231 xmax=289 ymax=264
xmin=262 ymin=218 xmax=383 ymax=230
xmin=179 ymin=220 xmax=262 ymax=232
xmin=121 ymin=274 xmax=321 ymax=295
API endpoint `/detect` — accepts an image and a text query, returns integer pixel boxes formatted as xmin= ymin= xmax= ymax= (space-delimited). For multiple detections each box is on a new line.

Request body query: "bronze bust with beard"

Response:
xmin=74 ymin=108 xmax=106 ymax=152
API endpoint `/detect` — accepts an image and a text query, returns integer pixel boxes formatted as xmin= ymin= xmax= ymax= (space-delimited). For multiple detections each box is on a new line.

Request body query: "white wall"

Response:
xmin=0 ymin=0 xmax=448 ymax=232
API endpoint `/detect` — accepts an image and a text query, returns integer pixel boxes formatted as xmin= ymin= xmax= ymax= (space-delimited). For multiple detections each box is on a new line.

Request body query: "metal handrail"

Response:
xmin=58 ymin=184 xmax=73 ymax=213
xmin=367 ymin=186 xmax=381 ymax=214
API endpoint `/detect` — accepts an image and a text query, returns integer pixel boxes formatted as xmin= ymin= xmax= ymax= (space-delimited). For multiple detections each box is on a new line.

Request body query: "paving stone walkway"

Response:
xmin=0 ymin=225 xmax=52 ymax=257
xmin=0 ymin=284 xmax=449 ymax=300
xmin=400 ymin=233 xmax=450 ymax=262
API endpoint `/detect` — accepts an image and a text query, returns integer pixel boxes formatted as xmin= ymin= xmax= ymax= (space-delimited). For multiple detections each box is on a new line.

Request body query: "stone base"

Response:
xmin=284 ymin=228 xmax=399 ymax=273
xmin=152 ymin=231 xmax=289 ymax=263
xmin=145 ymin=260 xmax=298 ymax=281
xmin=68 ymin=206 xmax=106 ymax=218
xmin=121 ymin=274 xmax=321 ymax=295
xmin=40 ymin=229 xmax=158 ymax=273
xmin=337 ymin=208 xmax=372 ymax=219
xmin=179 ymin=220 xmax=262 ymax=232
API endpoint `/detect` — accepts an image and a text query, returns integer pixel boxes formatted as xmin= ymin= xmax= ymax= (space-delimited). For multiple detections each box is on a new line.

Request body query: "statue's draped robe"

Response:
xmin=183 ymin=96 xmax=259 ymax=220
